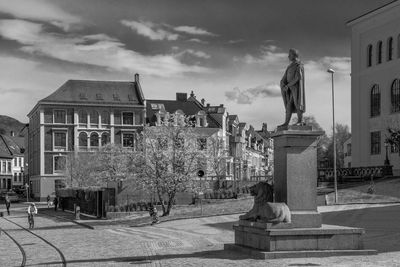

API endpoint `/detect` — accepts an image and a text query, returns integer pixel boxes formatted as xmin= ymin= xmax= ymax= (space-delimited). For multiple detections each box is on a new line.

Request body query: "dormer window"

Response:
xmin=113 ymin=93 xmax=120 ymax=101
xmin=128 ymin=94 xmax=136 ymax=102
xmin=79 ymin=93 xmax=87 ymax=100
xmin=96 ymin=93 xmax=103 ymax=100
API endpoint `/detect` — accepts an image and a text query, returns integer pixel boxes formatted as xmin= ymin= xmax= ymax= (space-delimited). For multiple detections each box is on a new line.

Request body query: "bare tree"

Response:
xmin=136 ymin=114 xmax=207 ymax=216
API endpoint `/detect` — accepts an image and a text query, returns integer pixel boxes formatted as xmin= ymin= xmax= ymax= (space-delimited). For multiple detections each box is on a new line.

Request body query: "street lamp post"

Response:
xmin=327 ymin=68 xmax=338 ymax=204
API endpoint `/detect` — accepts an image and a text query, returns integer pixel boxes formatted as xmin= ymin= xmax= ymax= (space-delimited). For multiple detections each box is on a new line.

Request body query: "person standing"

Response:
xmin=46 ymin=195 xmax=51 ymax=208
xmin=53 ymin=197 xmax=58 ymax=211
xmin=27 ymin=203 xmax=38 ymax=229
xmin=5 ymin=195 xmax=11 ymax=216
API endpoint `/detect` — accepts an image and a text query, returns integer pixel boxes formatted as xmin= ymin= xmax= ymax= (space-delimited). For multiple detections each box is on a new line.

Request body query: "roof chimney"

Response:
xmin=176 ymin=93 xmax=188 ymax=101
xmin=219 ymin=104 xmax=224 ymax=107
xmin=190 ymin=90 xmax=195 ymax=98
xmin=206 ymin=103 xmax=210 ymax=107
xmin=134 ymin=73 xmax=139 ymax=83
xmin=10 ymin=131 xmax=14 ymax=137
xmin=201 ymin=98 xmax=205 ymax=106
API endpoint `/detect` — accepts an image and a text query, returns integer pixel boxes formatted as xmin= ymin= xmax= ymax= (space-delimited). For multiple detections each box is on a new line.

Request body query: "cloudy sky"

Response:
xmin=0 ymin=0 xmax=393 ymax=132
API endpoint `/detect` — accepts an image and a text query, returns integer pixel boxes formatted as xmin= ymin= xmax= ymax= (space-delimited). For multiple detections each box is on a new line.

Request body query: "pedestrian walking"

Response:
xmin=27 ymin=203 xmax=37 ymax=229
xmin=5 ymin=195 xmax=11 ymax=216
xmin=53 ymin=197 xmax=58 ymax=211
xmin=46 ymin=195 xmax=51 ymax=208
xmin=149 ymin=204 xmax=159 ymax=225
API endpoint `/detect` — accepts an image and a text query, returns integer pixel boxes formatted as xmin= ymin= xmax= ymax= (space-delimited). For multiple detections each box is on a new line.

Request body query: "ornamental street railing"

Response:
xmin=318 ymin=165 xmax=393 ymax=183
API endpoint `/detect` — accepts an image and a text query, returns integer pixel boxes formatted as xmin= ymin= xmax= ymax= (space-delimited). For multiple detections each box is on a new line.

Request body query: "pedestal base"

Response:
xmin=224 ymin=244 xmax=376 ymax=259
xmin=227 ymin=223 xmax=375 ymax=259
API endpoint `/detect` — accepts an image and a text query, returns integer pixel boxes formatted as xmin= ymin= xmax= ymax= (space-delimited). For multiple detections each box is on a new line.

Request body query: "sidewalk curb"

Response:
xmin=39 ymin=211 xmax=95 ymax=230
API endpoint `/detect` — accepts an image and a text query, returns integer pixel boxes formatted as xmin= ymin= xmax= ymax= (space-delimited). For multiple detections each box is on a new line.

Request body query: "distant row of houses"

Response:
xmin=0 ymin=133 xmax=25 ymax=191
xmin=21 ymin=74 xmax=273 ymax=201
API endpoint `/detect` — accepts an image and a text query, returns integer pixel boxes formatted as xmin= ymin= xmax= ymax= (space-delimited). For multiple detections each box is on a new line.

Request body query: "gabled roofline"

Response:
xmin=346 ymin=0 xmax=399 ymax=26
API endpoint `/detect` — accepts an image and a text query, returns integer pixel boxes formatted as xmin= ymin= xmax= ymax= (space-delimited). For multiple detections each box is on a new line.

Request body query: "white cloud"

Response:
xmin=187 ymin=38 xmax=208 ymax=44
xmin=174 ymin=25 xmax=217 ymax=36
xmin=0 ymin=0 xmax=80 ymax=30
xmin=121 ymin=19 xmax=179 ymax=41
xmin=178 ymin=49 xmax=211 ymax=59
xmin=0 ymin=19 xmax=210 ymax=77
xmin=237 ymin=45 xmax=287 ymax=65
xmin=225 ymin=83 xmax=281 ymax=104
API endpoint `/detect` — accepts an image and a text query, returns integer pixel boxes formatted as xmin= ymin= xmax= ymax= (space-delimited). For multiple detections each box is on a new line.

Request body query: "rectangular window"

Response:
xmin=19 ymin=158 xmax=22 ymax=167
xmin=197 ymin=138 xmax=207 ymax=150
xmin=347 ymin=144 xmax=352 ymax=157
xmin=54 ymin=132 xmax=67 ymax=150
xmin=157 ymin=137 xmax=168 ymax=150
xmin=2 ymin=161 xmax=5 ymax=174
xmin=19 ymin=173 xmax=22 ymax=182
xmin=54 ymin=156 xmax=67 ymax=173
xmin=54 ymin=110 xmax=66 ymax=124
xmin=370 ymin=131 xmax=381 ymax=155
xmin=226 ymin=162 xmax=231 ymax=175
xmin=7 ymin=162 xmax=11 ymax=173
xmin=122 ymin=112 xmax=134 ymax=125
xmin=135 ymin=113 xmax=142 ymax=125
xmin=14 ymin=159 xmax=17 ymax=167
xmin=122 ymin=133 xmax=135 ymax=147
xmin=14 ymin=173 xmax=17 ymax=182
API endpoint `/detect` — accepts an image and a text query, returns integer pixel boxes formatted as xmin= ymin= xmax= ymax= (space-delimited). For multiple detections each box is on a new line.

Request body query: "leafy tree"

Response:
xmin=136 ymin=114 xmax=207 ymax=216
xmin=66 ymin=143 xmax=138 ymax=187
xmin=325 ymin=123 xmax=351 ymax=168
xmin=386 ymin=128 xmax=400 ymax=156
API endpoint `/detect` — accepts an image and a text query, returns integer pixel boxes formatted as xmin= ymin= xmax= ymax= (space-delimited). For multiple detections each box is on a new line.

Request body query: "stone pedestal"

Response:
xmin=273 ymin=126 xmax=323 ymax=228
xmin=225 ymin=126 xmax=375 ymax=258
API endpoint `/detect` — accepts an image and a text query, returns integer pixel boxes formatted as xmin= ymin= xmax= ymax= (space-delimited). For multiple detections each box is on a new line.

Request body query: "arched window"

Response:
xmin=376 ymin=41 xmax=382 ymax=64
xmin=387 ymin=37 xmax=393 ymax=61
xmin=367 ymin=44 xmax=373 ymax=67
xmin=78 ymin=110 xmax=87 ymax=125
xmin=370 ymin=84 xmax=380 ymax=117
xmin=101 ymin=133 xmax=110 ymax=146
xmin=101 ymin=111 xmax=109 ymax=125
xmin=90 ymin=132 xmax=99 ymax=147
xmin=90 ymin=110 xmax=99 ymax=127
xmin=79 ymin=132 xmax=87 ymax=147
xmin=391 ymin=79 xmax=400 ymax=113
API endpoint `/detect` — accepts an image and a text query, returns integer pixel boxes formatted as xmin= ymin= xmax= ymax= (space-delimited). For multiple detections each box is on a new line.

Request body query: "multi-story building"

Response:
xmin=147 ymin=91 xmax=273 ymax=183
xmin=347 ymin=1 xmax=400 ymax=175
xmin=0 ymin=134 xmax=25 ymax=191
xmin=27 ymin=74 xmax=146 ymax=200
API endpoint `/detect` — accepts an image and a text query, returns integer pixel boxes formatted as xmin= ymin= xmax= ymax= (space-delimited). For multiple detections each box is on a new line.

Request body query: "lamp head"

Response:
xmin=327 ymin=68 xmax=335 ymax=74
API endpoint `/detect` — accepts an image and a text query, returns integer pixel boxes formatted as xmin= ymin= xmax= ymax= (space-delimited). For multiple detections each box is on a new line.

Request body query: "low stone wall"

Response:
xmin=106 ymin=211 xmax=148 ymax=220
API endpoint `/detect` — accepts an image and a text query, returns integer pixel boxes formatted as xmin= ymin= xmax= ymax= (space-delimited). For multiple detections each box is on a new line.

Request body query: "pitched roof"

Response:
xmin=346 ymin=0 xmax=399 ymax=26
xmin=39 ymin=79 xmax=145 ymax=106
xmin=0 ymin=135 xmax=24 ymax=158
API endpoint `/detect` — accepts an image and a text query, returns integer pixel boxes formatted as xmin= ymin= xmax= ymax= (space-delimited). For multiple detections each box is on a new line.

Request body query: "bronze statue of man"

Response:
xmin=279 ymin=49 xmax=305 ymax=126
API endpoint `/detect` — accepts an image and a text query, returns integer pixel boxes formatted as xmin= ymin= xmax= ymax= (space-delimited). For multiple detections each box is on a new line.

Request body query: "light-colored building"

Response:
xmin=27 ymin=74 xmax=146 ymax=201
xmin=0 ymin=134 xmax=25 ymax=191
xmin=347 ymin=1 xmax=400 ymax=175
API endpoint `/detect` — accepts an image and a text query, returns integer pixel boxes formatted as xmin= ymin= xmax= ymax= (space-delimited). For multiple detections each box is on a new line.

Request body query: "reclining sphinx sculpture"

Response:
xmin=239 ymin=181 xmax=291 ymax=224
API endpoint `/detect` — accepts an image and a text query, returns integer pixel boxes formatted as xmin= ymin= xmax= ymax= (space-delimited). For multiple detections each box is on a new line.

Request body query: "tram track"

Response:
xmin=1 ymin=216 xmax=67 ymax=266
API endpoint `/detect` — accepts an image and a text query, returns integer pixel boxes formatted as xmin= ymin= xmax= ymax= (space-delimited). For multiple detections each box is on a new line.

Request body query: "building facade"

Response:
xmin=147 ymin=91 xmax=273 ymax=184
xmin=27 ymin=74 xmax=146 ymax=200
xmin=347 ymin=1 xmax=400 ymax=175
xmin=0 ymin=134 xmax=25 ymax=191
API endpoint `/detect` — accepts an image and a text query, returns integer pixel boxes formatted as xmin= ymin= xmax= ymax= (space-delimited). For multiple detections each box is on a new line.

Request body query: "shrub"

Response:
xmin=119 ymin=205 xmax=125 ymax=212
xmin=108 ymin=205 xmax=115 ymax=212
